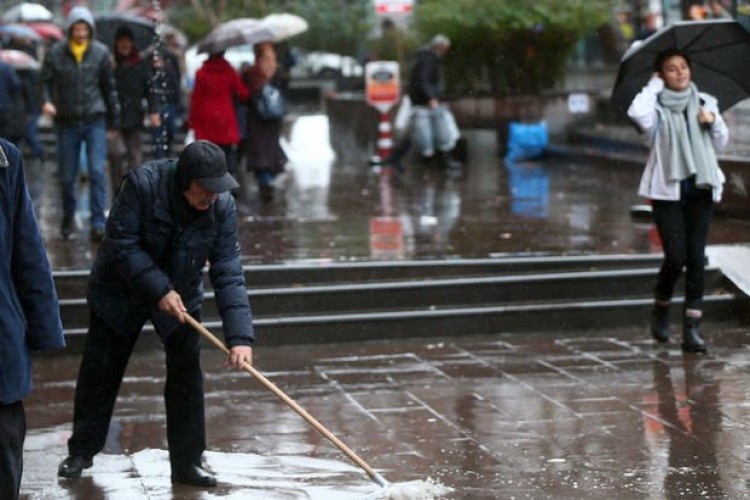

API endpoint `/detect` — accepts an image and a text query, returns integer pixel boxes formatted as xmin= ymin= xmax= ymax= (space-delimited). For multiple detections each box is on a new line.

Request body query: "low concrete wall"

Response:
xmin=326 ymin=91 xmax=597 ymax=161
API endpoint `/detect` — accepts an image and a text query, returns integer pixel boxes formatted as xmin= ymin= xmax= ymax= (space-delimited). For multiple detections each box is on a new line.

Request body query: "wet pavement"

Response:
xmin=29 ymin=114 xmax=750 ymax=269
xmin=19 ymin=112 xmax=750 ymax=498
xmin=21 ymin=326 xmax=750 ymax=498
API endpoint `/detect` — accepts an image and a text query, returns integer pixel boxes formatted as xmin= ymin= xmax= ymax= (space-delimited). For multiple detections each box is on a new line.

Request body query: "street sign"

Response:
xmin=365 ymin=61 xmax=400 ymax=112
xmin=374 ymin=0 xmax=414 ymax=15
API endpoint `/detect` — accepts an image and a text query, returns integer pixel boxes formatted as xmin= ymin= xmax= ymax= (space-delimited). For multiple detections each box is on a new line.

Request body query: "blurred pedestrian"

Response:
xmin=0 ymin=139 xmax=65 ymax=500
xmin=243 ymin=42 xmax=287 ymax=201
xmin=637 ymin=12 xmax=659 ymax=40
xmin=627 ymin=48 xmax=728 ymax=353
xmin=0 ymin=59 xmax=23 ymax=145
xmin=385 ymin=34 xmax=461 ymax=178
xmin=57 ymin=140 xmax=255 ymax=488
xmin=187 ymin=51 xmax=248 ymax=191
xmin=40 ymin=5 xmax=120 ymax=242
xmin=109 ymin=25 xmax=160 ymax=194
xmin=707 ymin=0 xmax=731 ymax=18
xmin=18 ymin=68 xmax=44 ymax=166
xmin=272 ymin=40 xmax=297 ymax=98
xmin=235 ymin=61 xmax=251 ymax=168
xmin=150 ymin=46 xmax=183 ymax=159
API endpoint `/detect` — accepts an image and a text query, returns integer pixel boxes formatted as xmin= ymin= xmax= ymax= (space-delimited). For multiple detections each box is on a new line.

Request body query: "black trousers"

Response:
xmin=0 ymin=400 xmax=25 ymax=500
xmin=68 ymin=311 xmax=206 ymax=469
xmin=651 ymin=179 xmax=714 ymax=310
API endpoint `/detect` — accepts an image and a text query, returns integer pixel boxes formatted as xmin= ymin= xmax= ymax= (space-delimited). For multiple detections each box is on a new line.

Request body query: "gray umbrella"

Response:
xmin=2 ymin=2 xmax=52 ymax=23
xmin=197 ymin=14 xmax=307 ymax=55
xmin=610 ymin=19 xmax=750 ymax=118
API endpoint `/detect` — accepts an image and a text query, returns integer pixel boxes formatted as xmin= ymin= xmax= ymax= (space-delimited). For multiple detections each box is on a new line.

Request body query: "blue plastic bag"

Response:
xmin=505 ymin=121 xmax=548 ymax=162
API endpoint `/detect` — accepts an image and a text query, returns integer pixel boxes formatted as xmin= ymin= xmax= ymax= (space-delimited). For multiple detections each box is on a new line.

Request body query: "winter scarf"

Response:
xmin=657 ymin=82 xmax=721 ymax=191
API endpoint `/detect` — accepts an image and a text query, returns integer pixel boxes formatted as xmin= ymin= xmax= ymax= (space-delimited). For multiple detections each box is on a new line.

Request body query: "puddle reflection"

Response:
xmin=644 ymin=355 xmax=724 ymax=498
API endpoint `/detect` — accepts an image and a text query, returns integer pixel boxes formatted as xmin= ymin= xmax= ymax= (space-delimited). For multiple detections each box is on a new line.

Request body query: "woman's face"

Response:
xmin=660 ymin=55 xmax=691 ymax=91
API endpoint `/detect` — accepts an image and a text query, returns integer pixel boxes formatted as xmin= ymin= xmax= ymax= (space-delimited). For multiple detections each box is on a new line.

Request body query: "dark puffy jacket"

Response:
xmin=0 ymin=139 xmax=65 ymax=403
xmin=40 ymin=11 xmax=120 ymax=127
xmin=87 ymin=159 xmax=254 ymax=345
xmin=407 ymin=47 xmax=443 ymax=106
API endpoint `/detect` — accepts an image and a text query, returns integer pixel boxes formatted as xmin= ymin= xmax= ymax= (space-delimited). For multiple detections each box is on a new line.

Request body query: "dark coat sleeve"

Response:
xmin=9 ymin=143 xmax=64 ymax=352
xmin=0 ymin=140 xmax=64 ymax=403
xmin=99 ymin=48 xmax=121 ymax=129
xmin=208 ymin=195 xmax=254 ymax=347
xmin=408 ymin=50 xmax=442 ymax=105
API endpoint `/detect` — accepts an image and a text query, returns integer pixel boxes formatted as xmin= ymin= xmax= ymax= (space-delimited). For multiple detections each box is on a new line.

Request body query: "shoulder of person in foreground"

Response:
xmin=0 ymin=139 xmax=65 ymax=351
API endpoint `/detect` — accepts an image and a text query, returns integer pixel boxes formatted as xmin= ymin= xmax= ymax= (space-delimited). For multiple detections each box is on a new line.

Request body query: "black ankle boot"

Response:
xmin=682 ymin=315 xmax=707 ymax=353
xmin=650 ymin=304 xmax=670 ymax=343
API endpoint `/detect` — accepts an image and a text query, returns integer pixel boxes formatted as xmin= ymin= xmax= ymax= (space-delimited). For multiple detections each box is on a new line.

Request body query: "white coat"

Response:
xmin=627 ymin=76 xmax=729 ymax=203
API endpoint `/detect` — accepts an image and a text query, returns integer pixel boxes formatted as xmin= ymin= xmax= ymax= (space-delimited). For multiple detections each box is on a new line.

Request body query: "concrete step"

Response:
xmin=64 ymin=266 xmax=699 ymax=329
xmin=53 ymin=254 xmax=666 ymax=297
xmin=59 ymin=293 xmax=739 ymax=351
xmin=57 ymin=255 xmax=737 ymax=344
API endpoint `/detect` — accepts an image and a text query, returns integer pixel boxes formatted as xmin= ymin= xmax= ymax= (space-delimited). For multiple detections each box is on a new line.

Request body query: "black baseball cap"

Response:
xmin=177 ymin=140 xmax=239 ymax=193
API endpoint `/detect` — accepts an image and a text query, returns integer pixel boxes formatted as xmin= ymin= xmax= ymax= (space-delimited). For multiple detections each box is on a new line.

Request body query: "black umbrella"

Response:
xmin=610 ymin=19 xmax=750 ymax=118
xmin=93 ymin=12 xmax=156 ymax=52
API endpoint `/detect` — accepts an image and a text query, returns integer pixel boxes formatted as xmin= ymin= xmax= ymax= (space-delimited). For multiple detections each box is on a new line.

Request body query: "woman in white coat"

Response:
xmin=627 ymin=48 xmax=729 ymax=353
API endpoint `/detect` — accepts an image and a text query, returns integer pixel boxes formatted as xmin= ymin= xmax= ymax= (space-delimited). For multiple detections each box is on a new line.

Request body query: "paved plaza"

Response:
xmin=20 ymin=324 xmax=750 ymax=499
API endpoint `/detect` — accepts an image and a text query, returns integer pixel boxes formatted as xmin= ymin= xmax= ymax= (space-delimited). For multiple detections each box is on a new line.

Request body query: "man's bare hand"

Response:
xmin=157 ymin=290 xmax=186 ymax=322
xmin=227 ymin=345 xmax=253 ymax=369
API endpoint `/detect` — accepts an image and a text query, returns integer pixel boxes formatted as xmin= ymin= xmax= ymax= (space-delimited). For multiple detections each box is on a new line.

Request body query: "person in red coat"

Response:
xmin=188 ymin=52 xmax=249 ymax=190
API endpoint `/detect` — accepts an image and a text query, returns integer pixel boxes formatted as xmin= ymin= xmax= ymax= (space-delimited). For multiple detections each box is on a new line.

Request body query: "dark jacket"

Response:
xmin=115 ymin=51 xmax=158 ymax=131
xmin=0 ymin=60 xmax=23 ymax=140
xmin=408 ymin=47 xmax=443 ymax=106
xmin=0 ymin=139 xmax=65 ymax=403
xmin=243 ymin=64 xmax=286 ymax=172
xmin=87 ymin=159 xmax=254 ymax=346
xmin=40 ymin=9 xmax=120 ymax=127
xmin=0 ymin=60 xmax=21 ymax=112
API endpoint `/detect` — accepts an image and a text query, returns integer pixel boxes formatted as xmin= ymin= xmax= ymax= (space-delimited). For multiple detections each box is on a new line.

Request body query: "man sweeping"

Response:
xmin=58 ymin=140 xmax=254 ymax=487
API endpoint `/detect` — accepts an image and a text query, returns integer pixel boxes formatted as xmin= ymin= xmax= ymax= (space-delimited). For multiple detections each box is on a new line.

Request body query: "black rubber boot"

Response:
xmin=650 ymin=304 xmax=670 ymax=343
xmin=682 ymin=315 xmax=707 ymax=353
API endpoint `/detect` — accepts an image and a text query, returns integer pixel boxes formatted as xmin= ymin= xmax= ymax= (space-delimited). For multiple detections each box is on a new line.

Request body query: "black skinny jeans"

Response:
xmin=68 ymin=310 xmax=206 ymax=469
xmin=651 ymin=178 xmax=714 ymax=311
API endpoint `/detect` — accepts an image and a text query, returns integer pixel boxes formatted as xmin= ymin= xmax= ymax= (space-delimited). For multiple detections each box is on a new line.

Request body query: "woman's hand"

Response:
xmin=697 ymin=108 xmax=715 ymax=126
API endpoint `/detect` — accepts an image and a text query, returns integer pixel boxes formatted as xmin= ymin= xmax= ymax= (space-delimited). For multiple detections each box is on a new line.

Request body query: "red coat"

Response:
xmin=188 ymin=56 xmax=249 ymax=146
